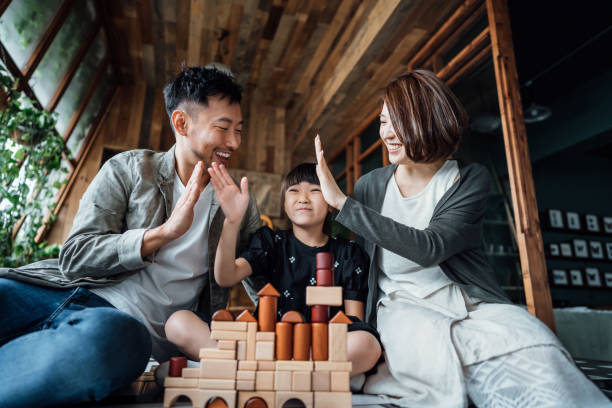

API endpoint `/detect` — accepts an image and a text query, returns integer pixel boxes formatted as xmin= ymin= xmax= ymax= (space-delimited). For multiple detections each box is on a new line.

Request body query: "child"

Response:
xmin=165 ymin=162 xmax=381 ymax=376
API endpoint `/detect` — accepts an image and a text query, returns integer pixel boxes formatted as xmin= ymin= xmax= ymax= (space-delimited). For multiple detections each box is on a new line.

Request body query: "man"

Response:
xmin=0 ymin=66 xmax=261 ymax=407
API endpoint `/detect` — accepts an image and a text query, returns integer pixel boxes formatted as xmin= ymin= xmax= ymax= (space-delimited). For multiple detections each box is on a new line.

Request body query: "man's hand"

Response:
xmin=208 ymin=162 xmax=249 ymax=225
xmin=315 ymin=134 xmax=347 ymax=210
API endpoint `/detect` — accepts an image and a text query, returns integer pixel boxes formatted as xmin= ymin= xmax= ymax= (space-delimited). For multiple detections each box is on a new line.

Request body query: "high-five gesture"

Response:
xmin=208 ymin=162 xmax=250 ymax=225
xmin=315 ymin=134 xmax=347 ymax=210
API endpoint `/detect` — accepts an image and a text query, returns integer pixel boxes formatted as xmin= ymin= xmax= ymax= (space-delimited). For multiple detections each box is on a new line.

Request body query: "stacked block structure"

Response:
xmin=163 ymin=252 xmax=353 ymax=408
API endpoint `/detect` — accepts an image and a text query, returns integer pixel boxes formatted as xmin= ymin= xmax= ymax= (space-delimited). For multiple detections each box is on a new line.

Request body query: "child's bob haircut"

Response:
xmin=280 ymin=162 xmax=320 ymax=207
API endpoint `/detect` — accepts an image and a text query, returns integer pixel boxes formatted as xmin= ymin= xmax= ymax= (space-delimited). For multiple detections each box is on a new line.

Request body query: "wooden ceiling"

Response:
xmin=101 ymin=0 xmax=463 ymax=168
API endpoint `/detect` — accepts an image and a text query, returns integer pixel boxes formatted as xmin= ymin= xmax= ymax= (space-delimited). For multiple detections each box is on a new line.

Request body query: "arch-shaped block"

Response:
xmin=163 ymin=387 xmax=200 ymax=408
xmin=275 ymin=391 xmax=313 ymax=408
xmin=238 ymin=391 xmax=275 ymax=408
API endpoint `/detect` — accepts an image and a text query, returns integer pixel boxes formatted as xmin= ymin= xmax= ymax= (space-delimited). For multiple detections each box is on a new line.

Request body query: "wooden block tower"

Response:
xmin=163 ymin=252 xmax=352 ymax=408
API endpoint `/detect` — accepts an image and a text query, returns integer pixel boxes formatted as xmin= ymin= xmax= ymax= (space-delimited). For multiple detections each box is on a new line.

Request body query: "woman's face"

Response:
xmin=284 ymin=181 xmax=330 ymax=229
xmin=379 ymin=102 xmax=409 ymax=165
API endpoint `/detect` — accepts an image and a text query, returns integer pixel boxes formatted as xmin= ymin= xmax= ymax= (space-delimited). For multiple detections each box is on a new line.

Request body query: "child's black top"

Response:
xmin=240 ymin=226 xmax=370 ymax=321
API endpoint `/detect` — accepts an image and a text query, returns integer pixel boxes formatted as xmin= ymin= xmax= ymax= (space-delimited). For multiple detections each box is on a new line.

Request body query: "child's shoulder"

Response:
xmin=252 ymin=226 xmax=291 ymax=244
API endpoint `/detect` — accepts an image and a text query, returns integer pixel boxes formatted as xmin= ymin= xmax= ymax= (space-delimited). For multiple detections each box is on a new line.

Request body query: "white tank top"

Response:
xmin=377 ymin=160 xmax=459 ymax=298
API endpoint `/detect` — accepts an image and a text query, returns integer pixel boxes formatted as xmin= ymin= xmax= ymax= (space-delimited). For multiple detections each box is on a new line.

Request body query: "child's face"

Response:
xmin=284 ymin=181 xmax=330 ymax=229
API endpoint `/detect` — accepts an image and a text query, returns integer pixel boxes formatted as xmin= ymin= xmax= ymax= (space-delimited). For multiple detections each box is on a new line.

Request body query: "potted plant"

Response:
xmin=0 ymin=64 xmax=67 ymax=267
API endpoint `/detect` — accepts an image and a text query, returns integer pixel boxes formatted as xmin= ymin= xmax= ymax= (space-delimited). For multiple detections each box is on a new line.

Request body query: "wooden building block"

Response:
xmin=329 ymin=311 xmax=352 ymax=324
xmin=247 ymin=322 xmax=257 ymax=360
xmin=275 ymin=391 xmax=313 ymax=408
xmin=164 ymin=377 xmax=199 ymax=388
xmin=212 ymin=309 xmax=234 ymax=321
xmin=200 ymin=389 xmax=236 ymax=408
xmin=330 ymin=371 xmax=350 ymax=391
xmin=163 ymin=387 xmax=200 ymax=408
xmin=236 ymin=379 xmax=255 ymax=390
xmin=314 ymin=391 xmax=351 ymax=408
xmin=258 ymin=361 xmax=277 ymax=371
xmin=255 ymin=341 xmax=275 ymax=360
xmin=237 ymin=370 xmax=256 ymax=381
xmin=199 ymin=347 xmax=236 ymax=360
xmin=314 ymin=361 xmax=352 ymax=372
xmin=273 ymin=370 xmax=292 ymax=391
xmin=211 ymin=321 xmax=248 ymax=331
xmin=218 ymin=340 xmax=236 ymax=350
xmin=198 ymin=378 xmax=236 ymax=390
xmin=275 ymin=361 xmax=314 ymax=371
xmin=311 ymin=371 xmax=330 ymax=391
xmin=237 ymin=340 xmax=247 ymax=360
xmin=210 ymin=330 xmax=247 ymax=341
xmin=305 ymin=286 xmax=342 ymax=306
xmin=312 ymin=322 xmax=328 ymax=361
xmin=258 ymin=296 xmax=277 ymax=332
xmin=237 ymin=391 xmax=276 ymax=408
xmin=275 ymin=322 xmax=293 ymax=360
xmin=181 ymin=367 xmax=200 ymax=378
xmin=281 ymin=310 xmax=304 ymax=323
xmin=292 ymin=371 xmax=312 ymax=392
xmin=328 ymin=323 xmax=347 ymax=361
xmin=256 ymin=370 xmax=275 ymax=391
xmin=200 ymin=359 xmax=237 ymax=379
xmin=238 ymin=361 xmax=258 ymax=371
xmin=236 ymin=309 xmax=257 ymax=322
xmin=293 ymin=323 xmax=311 ymax=361
xmin=256 ymin=331 xmax=275 ymax=341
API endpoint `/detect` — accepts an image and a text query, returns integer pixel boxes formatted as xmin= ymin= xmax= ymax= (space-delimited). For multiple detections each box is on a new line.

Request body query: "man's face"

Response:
xmin=182 ymin=95 xmax=243 ymax=168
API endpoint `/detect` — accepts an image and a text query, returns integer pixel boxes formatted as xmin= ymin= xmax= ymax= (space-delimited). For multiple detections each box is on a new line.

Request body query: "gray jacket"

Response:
xmin=335 ymin=162 xmax=510 ymax=326
xmin=0 ymin=146 xmax=262 ymax=316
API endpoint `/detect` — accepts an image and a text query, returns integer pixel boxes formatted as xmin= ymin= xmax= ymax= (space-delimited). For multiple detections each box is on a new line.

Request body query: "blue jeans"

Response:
xmin=0 ymin=278 xmax=152 ymax=408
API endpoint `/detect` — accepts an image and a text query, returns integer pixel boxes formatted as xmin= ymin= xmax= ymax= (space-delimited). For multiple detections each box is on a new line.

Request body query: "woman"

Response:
xmin=314 ymin=70 xmax=608 ymax=407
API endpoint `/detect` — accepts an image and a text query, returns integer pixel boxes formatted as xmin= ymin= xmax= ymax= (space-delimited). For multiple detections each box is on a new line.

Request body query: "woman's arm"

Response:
xmin=344 ymin=300 xmax=365 ymax=322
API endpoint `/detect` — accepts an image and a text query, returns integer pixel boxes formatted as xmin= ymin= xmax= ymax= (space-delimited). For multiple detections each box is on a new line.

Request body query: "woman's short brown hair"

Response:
xmin=383 ymin=69 xmax=468 ymax=163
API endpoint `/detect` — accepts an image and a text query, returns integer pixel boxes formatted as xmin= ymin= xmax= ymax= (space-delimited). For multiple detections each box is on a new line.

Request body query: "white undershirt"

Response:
xmin=92 ymin=171 xmax=213 ymax=361
xmin=377 ymin=160 xmax=459 ymax=298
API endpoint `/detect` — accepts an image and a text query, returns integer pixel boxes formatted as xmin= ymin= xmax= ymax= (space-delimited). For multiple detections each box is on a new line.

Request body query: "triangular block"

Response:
xmin=257 ymin=283 xmax=281 ymax=297
xmin=329 ymin=311 xmax=352 ymax=324
xmin=236 ymin=309 xmax=257 ymax=322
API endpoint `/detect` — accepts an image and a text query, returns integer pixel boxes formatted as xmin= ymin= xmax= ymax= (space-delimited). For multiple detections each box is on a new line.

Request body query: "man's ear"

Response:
xmin=171 ymin=110 xmax=189 ymax=137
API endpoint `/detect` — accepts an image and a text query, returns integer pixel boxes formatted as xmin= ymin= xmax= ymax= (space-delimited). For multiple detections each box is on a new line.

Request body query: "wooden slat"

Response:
xmin=62 ymin=58 xmax=109 ymax=141
xmin=329 ymin=107 xmax=381 ymax=163
xmin=486 ymin=0 xmax=555 ymax=330
xmin=359 ymin=139 xmax=382 ymax=162
xmin=222 ymin=3 xmax=243 ymax=67
xmin=47 ymin=22 xmax=102 ymax=112
xmin=186 ymin=0 xmax=204 ymax=65
xmin=22 ymin=0 xmax=76 ymax=80
xmin=407 ymin=0 xmax=482 ymax=69
xmin=136 ymin=0 xmax=153 ymax=44
xmin=436 ymin=27 xmax=489 ymax=81
xmin=445 ymin=43 xmax=491 ymax=87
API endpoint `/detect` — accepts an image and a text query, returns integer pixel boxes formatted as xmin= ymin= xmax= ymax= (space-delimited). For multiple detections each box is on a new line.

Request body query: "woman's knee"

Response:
xmin=348 ymin=331 xmax=382 ymax=366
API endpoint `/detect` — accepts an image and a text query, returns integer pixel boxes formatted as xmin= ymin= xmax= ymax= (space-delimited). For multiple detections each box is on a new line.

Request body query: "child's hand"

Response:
xmin=208 ymin=162 xmax=250 ymax=225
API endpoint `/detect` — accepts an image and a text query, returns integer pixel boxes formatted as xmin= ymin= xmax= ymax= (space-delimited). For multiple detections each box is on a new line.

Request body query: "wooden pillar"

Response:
xmin=486 ymin=0 xmax=555 ymax=330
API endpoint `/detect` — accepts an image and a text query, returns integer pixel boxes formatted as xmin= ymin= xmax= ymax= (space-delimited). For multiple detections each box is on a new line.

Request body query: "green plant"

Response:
xmin=0 ymin=65 xmax=67 ymax=267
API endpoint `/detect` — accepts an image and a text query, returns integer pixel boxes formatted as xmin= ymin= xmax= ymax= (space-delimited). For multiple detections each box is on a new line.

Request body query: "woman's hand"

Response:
xmin=208 ymin=162 xmax=250 ymax=225
xmin=315 ymin=134 xmax=347 ymax=210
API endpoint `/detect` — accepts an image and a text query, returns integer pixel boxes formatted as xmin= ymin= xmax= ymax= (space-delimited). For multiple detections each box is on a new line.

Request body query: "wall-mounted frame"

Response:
xmin=585 ymin=214 xmax=600 ymax=232
xmin=569 ymin=269 xmax=584 ymax=287
xmin=547 ymin=209 xmax=565 ymax=229
xmin=551 ymin=269 xmax=568 ymax=286
xmin=589 ymin=241 xmax=605 ymax=260
xmin=606 ymin=242 xmax=612 ymax=261
xmin=572 ymin=239 xmax=589 ymax=259
xmin=604 ymin=272 xmax=612 ymax=288
xmin=603 ymin=216 xmax=612 ymax=234
xmin=566 ymin=211 xmax=581 ymax=231
xmin=548 ymin=243 xmax=560 ymax=257
xmin=559 ymin=242 xmax=573 ymax=258
xmin=585 ymin=267 xmax=602 ymax=287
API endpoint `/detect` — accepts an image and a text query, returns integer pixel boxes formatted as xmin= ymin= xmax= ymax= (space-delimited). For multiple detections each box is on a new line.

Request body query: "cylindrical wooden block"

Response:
xmin=312 ymin=322 xmax=329 ymax=361
xmin=258 ymin=296 xmax=277 ymax=332
xmin=275 ymin=322 xmax=293 ymax=360
xmin=169 ymin=356 xmax=187 ymax=377
xmin=316 ymin=252 xmax=333 ymax=270
xmin=311 ymin=305 xmax=330 ymax=323
xmin=316 ymin=269 xmax=333 ymax=286
xmin=293 ymin=323 xmax=311 ymax=361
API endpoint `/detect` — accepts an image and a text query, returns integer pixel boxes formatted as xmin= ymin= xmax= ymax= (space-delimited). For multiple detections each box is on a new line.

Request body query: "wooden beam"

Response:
xmin=46 ymin=22 xmax=102 ymax=112
xmin=407 ymin=0 xmax=482 ymax=69
xmin=291 ymin=0 xmax=404 ymax=152
xmin=329 ymin=107 xmax=380 ymax=163
xmin=436 ymin=27 xmax=489 ymax=81
xmin=22 ymin=0 xmax=75 ymax=80
xmin=445 ymin=43 xmax=491 ymax=87
xmin=62 ymin=58 xmax=109 ymax=141
xmin=359 ymin=139 xmax=382 ymax=162
xmin=486 ymin=0 xmax=555 ymax=330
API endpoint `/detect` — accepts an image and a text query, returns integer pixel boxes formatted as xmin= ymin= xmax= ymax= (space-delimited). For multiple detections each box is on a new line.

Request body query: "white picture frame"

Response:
xmin=606 ymin=242 xmax=612 ymax=261
xmin=589 ymin=241 xmax=604 ymax=259
xmin=585 ymin=267 xmax=602 ymax=287
xmin=560 ymin=243 xmax=573 ymax=258
xmin=604 ymin=272 xmax=612 ymax=288
xmin=548 ymin=209 xmax=564 ymax=229
xmin=603 ymin=216 xmax=612 ymax=234
xmin=573 ymin=239 xmax=589 ymax=258
xmin=566 ymin=212 xmax=581 ymax=231
xmin=549 ymin=243 xmax=560 ymax=257
xmin=552 ymin=269 xmax=568 ymax=286
xmin=569 ymin=269 xmax=584 ymax=286
xmin=585 ymin=214 xmax=600 ymax=232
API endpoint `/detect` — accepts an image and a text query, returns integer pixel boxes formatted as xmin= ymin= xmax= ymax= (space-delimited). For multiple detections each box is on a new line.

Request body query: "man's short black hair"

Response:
xmin=163 ymin=65 xmax=243 ymax=125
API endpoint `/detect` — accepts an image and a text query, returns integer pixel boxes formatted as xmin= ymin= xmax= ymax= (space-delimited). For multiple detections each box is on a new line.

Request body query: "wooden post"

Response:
xmin=486 ymin=0 xmax=555 ymax=330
